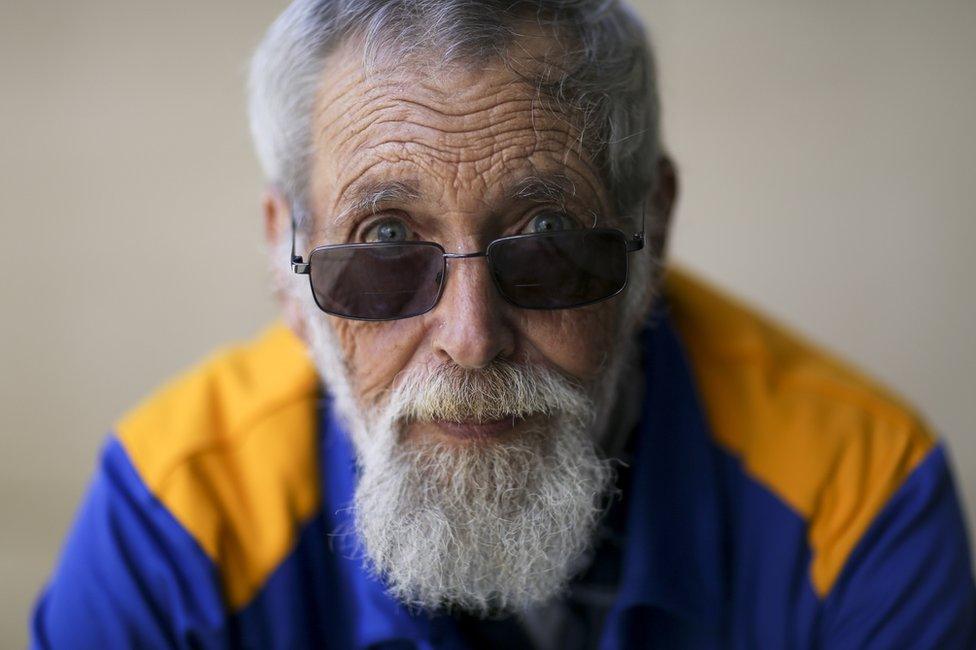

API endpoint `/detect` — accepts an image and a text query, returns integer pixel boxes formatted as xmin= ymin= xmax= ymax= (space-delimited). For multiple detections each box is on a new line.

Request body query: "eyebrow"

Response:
xmin=332 ymin=179 xmax=423 ymax=227
xmin=510 ymin=173 xmax=577 ymax=205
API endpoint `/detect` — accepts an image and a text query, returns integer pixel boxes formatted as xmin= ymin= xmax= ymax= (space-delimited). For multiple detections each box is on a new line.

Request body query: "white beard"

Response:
xmin=353 ymin=360 xmax=615 ymax=615
xmin=283 ymin=243 xmax=631 ymax=616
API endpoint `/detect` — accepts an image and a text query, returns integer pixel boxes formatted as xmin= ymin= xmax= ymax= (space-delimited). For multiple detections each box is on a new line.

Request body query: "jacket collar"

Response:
xmin=602 ymin=311 xmax=728 ymax=634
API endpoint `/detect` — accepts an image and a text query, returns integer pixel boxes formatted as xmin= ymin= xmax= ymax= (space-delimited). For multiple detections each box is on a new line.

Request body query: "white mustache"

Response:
xmin=384 ymin=360 xmax=593 ymax=426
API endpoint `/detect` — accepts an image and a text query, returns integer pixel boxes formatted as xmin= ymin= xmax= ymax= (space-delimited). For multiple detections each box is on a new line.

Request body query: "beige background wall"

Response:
xmin=1 ymin=0 xmax=974 ymax=644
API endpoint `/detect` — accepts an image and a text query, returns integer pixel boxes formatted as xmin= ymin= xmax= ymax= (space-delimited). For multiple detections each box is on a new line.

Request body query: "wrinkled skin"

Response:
xmin=265 ymin=39 xmax=673 ymax=443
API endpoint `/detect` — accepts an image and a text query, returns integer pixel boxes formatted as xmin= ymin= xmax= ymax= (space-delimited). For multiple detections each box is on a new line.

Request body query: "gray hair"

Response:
xmin=247 ymin=0 xmax=662 ymax=224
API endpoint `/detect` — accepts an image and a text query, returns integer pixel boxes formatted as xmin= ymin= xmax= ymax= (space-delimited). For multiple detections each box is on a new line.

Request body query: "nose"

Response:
xmin=428 ymin=256 xmax=516 ymax=369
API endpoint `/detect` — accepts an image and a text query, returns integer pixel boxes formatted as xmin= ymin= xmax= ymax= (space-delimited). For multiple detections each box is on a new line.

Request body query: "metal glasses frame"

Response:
xmin=290 ymin=206 xmax=646 ymax=321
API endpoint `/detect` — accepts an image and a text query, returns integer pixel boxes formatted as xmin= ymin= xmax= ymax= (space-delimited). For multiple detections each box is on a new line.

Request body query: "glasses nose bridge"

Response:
xmin=442 ymin=250 xmax=488 ymax=260
xmin=439 ymin=248 xmax=501 ymax=304
xmin=441 ymin=249 xmax=493 ymax=281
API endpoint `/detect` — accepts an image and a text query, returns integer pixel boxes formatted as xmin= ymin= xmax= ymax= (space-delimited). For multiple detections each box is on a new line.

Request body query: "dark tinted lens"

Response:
xmin=308 ymin=243 xmax=444 ymax=320
xmin=488 ymin=229 xmax=628 ymax=309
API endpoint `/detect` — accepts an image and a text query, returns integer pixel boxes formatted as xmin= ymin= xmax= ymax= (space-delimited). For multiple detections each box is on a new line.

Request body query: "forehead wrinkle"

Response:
xmin=319 ymin=66 xmax=587 ymax=154
xmin=345 ymin=134 xmax=581 ymax=173
xmin=343 ymin=102 xmax=581 ymax=157
xmin=381 ymin=94 xmax=536 ymax=124
xmin=317 ymin=66 xmax=545 ymax=150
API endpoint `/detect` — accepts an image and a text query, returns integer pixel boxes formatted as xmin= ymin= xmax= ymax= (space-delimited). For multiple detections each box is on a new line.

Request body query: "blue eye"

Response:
xmin=525 ymin=211 xmax=578 ymax=234
xmin=365 ymin=218 xmax=410 ymax=243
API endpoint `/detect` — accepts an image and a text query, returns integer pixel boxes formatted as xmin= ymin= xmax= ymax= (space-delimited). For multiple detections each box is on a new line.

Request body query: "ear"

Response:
xmin=262 ymin=187 xmax=309 ymax=343
xmin=648 ymin=154 xmax=678 ymax=260
xmin=627 ymin=154 xmax=679 ymax=332
xmin=262 ymin=186 xmax=291 ymax=250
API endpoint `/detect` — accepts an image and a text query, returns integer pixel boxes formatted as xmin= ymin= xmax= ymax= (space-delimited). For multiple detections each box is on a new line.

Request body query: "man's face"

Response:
xmin=273 ymin=39 xmax=648 ymax=614
xmin=303 ymin=44 xmax=627 ymax=438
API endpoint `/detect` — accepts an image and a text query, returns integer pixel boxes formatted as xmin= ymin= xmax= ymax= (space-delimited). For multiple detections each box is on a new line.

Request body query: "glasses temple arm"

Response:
xmin=625 ymin=201 xmax=646 ymax=252
xmin=291 ymin=215 xmax=310 ymax=274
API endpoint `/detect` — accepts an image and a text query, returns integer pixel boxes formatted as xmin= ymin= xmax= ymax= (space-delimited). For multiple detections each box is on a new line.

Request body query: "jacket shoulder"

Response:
xmin=665 ymin=268 xmax=935 ymax=597
xmin=116 ymin=323 xmax=320 ymax=609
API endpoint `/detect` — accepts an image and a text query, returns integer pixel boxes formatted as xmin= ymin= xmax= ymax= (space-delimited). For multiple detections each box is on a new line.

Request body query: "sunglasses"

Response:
xmin=290 ymin=210 xmax=645 ymax=321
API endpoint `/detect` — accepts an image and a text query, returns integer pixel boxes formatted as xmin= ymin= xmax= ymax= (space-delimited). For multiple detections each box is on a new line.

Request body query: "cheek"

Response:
xmin=331 ymin=317 xmax=427 ymax=406
xmin=514 ymin=303 xmax=621 ymax=382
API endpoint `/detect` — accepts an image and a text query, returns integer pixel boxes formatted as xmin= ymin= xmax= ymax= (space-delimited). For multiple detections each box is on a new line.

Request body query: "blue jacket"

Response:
xmin=32 ymin=269 xmax=976 ymax=648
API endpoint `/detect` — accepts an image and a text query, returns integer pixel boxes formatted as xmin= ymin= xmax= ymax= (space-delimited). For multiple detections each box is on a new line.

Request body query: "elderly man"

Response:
xmin=32 ymin=0 xmax=975 ymax=648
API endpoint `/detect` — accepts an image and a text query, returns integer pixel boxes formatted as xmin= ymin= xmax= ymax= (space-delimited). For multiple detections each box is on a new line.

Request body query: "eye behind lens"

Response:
xmin=363 ymin=216 xmax=412 ymax=243
xmin=524 ymin=210 xmax=581 ymax=234
xmin=307 ymin=242 xmax=445 ymax=320
xmin=488 ymin=229 xmax=628 ymax=310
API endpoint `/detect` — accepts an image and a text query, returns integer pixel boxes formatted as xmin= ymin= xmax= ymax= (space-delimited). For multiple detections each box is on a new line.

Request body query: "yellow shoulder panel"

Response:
xmin=116 ymin=323 xmax=320 ymax=609
xmin=665 ymin=268 xmax=934 ymax=597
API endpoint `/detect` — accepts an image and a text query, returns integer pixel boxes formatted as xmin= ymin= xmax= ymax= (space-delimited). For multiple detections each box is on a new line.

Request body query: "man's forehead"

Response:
xmin=306 ymin=40 xmax=607 ymax=220
xmin=312 ymin=40 xmax=552 ymax=136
